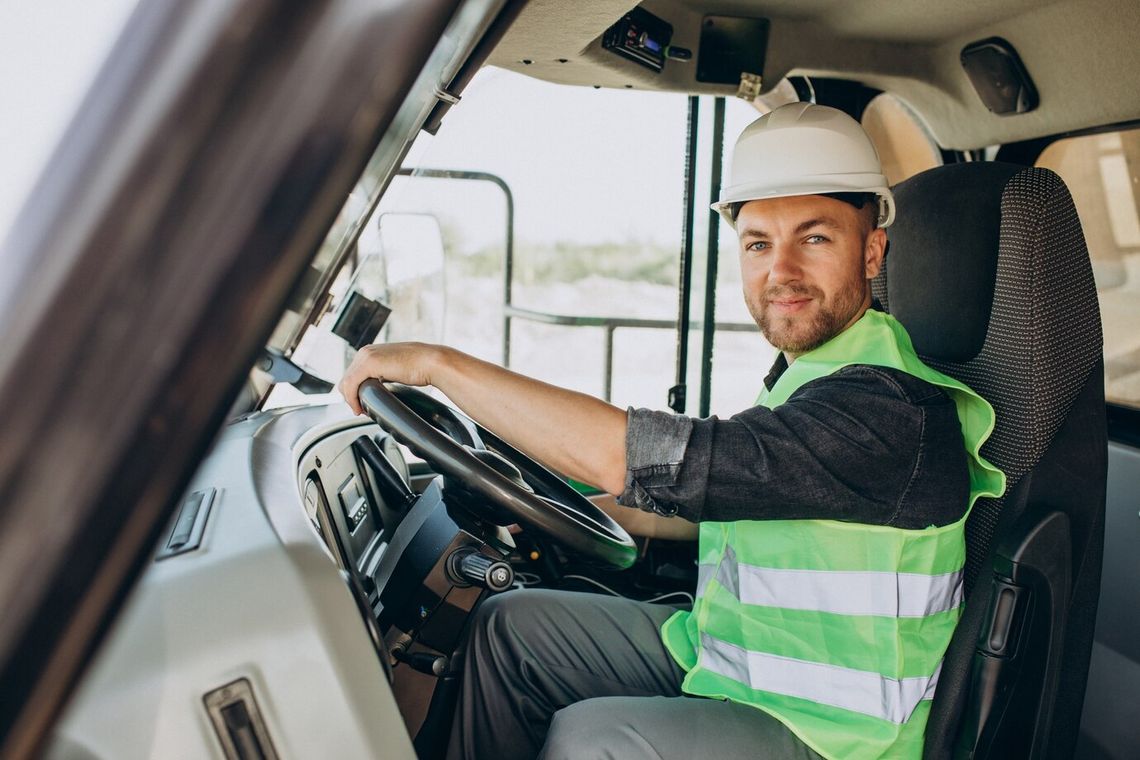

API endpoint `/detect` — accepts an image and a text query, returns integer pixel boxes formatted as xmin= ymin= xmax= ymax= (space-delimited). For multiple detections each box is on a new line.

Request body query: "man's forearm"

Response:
xmin=589 ymin=493 xmax=698 ymax=540
xmin=339 ymin=343 xmax=630 ymax=495
xmin=428 ymin=348 xmax=629 ymax=495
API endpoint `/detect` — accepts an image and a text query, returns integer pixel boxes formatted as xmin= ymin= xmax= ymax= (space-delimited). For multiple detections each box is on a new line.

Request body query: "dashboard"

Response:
xmin=47 ymin=402 xmax=504 ymax=760
xmin=296 ymin=424 xmax=409 ymax=595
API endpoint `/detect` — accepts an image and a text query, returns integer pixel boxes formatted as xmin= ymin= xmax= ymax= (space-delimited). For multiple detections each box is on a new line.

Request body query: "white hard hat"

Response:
xmin=713 ymin=102 xmax=896 ymax=228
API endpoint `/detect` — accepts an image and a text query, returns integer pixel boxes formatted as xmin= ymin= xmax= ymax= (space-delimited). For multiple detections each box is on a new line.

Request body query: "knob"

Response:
xmin=393 ymin=649 xmax=449 ymax=677
xmin=448 ymin=549 xmax=514 ymax=592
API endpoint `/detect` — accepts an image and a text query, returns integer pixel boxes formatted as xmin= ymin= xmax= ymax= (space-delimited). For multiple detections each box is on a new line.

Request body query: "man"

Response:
xmin=339 ymin=103 xmax=1005 ymax=760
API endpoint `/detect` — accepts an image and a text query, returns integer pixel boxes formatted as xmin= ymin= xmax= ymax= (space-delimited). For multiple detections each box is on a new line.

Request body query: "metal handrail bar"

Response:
xmin=393 ymin=166 xmax=751 ymax=405
xmin=395 ymin=167 xmax=516 ymax=365
xmin=504 ymin=305 xmax=756 ymax=333
xmin=504 ymin=305 xmax=756 ymax=402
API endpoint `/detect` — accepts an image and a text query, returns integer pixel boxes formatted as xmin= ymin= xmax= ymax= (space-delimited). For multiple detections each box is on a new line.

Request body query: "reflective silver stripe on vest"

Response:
xmin=699 ymin=634 xmax=940 ymax=724
xmin=698 ymin=547 xmax=963 ymax=618
xmin=696 ymin=562 xmax=714 ymax=598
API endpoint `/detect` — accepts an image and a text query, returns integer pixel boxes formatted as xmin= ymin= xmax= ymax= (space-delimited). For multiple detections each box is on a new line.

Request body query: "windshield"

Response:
xmin=261 ymin=67 xmax=768 ymax=414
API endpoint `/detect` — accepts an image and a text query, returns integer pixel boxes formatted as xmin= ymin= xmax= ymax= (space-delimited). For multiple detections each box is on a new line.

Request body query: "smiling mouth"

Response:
xmin=769 ymin=297 xmax=813 ymax=311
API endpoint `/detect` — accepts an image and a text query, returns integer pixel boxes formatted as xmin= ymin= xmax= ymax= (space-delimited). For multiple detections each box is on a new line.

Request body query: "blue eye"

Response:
xmin=806 ymin=234 xmax=828 ymax=244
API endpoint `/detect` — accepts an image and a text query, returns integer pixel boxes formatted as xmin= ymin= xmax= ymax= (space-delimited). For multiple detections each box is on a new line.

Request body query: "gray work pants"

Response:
xmin=446 ymin=589 xmax=822 ymax=760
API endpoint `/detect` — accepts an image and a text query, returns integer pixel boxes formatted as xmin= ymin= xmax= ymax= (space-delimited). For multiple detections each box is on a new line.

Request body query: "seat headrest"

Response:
xmin=872 ymin=161 xmax=1102 ymax=491
xmin=879 ymin=162 xmax=1021 ymax=362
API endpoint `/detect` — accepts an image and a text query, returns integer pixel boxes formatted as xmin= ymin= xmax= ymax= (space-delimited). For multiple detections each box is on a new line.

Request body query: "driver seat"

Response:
xmin=871 ymin=162 xmax=1107 ymax=759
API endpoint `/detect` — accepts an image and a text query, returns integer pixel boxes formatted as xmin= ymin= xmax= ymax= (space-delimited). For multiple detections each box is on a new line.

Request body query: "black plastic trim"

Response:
xmin=960 ymin=510 xmax=1072 ymax=759
xmin=670 ymin=96 xmax=699 ymax=414
xmin=1107 ymin=403 xmax=1140 ymax=448
xmin=698 ymin=97 xmax=725 ymax=418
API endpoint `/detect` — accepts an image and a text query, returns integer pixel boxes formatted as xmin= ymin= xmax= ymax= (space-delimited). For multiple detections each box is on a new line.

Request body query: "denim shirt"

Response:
xmin=617 ymin=356 xmax=970 ymax=530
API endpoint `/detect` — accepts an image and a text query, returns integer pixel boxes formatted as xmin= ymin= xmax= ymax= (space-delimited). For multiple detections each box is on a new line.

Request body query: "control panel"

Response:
xmin=602 ymin=7 xmax=674 ymax=73
xmin=338 ymin=473 xmax=370 ymax=533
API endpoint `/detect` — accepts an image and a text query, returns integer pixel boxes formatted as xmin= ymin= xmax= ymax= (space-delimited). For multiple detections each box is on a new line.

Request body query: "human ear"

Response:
xmin=863 ymin=228 xmax=887 ymax=279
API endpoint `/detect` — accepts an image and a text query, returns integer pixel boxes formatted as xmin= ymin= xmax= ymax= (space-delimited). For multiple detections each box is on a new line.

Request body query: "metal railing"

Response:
xmin=503 ymin=305 xmax=755 ymax=403
xmin=401 ymin=98 xmax=748 ymax=410
xmin=500 ymin=96 xmax=742 ymax=411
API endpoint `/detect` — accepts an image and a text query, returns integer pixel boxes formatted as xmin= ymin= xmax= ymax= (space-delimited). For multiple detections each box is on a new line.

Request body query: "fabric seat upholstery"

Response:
xmin=871 ymin=162 xmax=1107 ymax=759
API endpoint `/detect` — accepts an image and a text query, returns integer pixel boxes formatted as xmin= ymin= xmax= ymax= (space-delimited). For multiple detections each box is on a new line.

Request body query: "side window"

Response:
xmin=861 ymin=93 xmax=942 ymax=186
xmin=1037 ymin=128 xmax=1140 ymax=409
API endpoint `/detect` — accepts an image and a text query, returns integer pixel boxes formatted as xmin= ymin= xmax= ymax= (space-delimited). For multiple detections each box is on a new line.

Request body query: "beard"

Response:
xmin=748 ymin=275 xmax=868 ymax=355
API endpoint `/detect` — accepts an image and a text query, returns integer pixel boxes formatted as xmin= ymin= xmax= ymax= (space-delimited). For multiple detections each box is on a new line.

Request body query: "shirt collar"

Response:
xmin=763 ymin=352 xmax=789 ymax=391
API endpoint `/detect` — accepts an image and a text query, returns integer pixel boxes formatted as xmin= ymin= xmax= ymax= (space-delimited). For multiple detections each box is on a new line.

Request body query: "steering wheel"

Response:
xmin=357 ymin=379 xmax=637 ymax=569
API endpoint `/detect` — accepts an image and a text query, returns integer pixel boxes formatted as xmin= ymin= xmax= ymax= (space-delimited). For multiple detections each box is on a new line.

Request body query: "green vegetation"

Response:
xmin=451 ymin=240 xmax=678 ymax=286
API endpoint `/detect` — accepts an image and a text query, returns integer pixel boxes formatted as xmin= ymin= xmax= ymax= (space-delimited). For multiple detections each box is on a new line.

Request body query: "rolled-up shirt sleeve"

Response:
xmin=617 ymin=408 xmax=694 ymax=516
xmin=616 ymin=366 xmax=969 ymax=528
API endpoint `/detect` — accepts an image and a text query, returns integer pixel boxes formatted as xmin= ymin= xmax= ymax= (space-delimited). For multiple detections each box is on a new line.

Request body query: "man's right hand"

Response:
xmin=336 ymin=341 xmax=630 ymax=497
xmin=337 ymin=342 xmax=444 ymax=416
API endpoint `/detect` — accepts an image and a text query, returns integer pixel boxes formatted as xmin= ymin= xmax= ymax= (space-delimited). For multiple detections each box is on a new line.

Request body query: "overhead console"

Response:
xmin=488 ymin=0 xmax=772 ymax=96
xmin=601 ymin=5 xmax=769 ymax=95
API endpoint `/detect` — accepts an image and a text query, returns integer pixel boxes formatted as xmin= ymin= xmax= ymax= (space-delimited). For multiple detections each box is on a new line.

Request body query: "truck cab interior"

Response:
xmin=1 ymin=1 xmax=1137 ymax=758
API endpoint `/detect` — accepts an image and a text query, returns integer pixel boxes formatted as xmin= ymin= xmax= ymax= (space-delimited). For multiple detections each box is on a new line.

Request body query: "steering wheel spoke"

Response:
xmin=357 ymin=380 xmax=637 ymax=569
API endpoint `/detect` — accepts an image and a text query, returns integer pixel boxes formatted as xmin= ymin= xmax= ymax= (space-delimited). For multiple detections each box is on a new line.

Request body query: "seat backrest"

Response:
xmin=872 ymin=162 xmax=1107 ymax=759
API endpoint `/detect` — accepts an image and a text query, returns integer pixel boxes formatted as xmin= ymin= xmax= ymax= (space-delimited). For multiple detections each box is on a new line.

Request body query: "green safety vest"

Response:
xmin=660 ymin=308 xmax=1006 ymax=760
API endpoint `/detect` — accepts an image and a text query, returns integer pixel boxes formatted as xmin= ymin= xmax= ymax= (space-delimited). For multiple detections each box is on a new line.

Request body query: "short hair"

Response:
xmin=729 ymin=192 xmax=879 ymax=232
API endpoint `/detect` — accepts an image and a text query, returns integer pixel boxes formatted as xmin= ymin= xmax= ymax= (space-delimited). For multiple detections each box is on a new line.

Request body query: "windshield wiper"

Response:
xmin=256 ymin=348 xmax=334 ymax=394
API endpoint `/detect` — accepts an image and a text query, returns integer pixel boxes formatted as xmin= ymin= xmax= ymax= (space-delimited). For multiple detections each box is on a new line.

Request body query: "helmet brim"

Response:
xmin=713 ymin=176 xmax=896 ymax=229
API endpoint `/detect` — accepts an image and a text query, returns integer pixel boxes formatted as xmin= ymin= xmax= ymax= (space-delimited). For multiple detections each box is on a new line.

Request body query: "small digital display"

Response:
xmin=337 ymin=474 xmax=369 ymax=533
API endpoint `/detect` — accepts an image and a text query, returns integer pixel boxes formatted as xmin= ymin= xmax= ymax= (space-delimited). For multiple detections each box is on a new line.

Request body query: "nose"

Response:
xmin=767 ymin=242 xmax=804 ymax=285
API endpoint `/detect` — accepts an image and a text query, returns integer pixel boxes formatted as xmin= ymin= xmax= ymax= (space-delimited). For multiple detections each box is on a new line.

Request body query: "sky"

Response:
xmin=397 ymin=66 xmax=759 ymax=249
